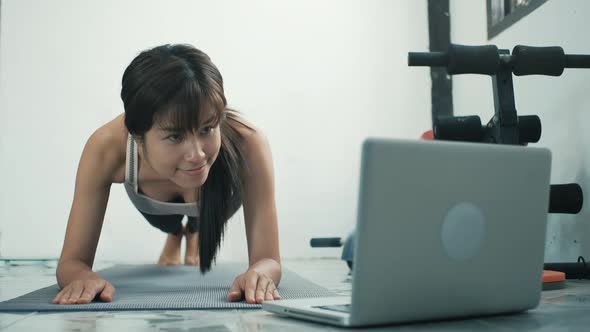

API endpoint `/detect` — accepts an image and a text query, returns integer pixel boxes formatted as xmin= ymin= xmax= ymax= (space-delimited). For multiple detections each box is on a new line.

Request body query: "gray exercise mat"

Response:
xmin=0 ymin=263 xmax=336 ymax=312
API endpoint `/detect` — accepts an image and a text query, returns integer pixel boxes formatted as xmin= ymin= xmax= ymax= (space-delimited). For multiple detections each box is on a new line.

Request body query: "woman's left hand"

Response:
xmin=227 ymin=268 xmax=281 ymax=304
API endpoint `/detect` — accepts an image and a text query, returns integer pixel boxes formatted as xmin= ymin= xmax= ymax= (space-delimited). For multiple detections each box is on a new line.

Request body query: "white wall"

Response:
xmin=0 ymin=0 xmax=430 ymax=262
xmin=450 ymin=0 xmax=590 ymax=262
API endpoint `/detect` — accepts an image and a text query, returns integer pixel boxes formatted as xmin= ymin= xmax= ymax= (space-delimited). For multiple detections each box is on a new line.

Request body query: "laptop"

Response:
xmin=263 ymin=138 xmax=552 ymax=327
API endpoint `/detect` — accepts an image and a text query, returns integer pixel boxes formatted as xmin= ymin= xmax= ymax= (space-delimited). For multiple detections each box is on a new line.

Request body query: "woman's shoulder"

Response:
xmin=226 ymin=112 xmax=273 ymax=175
xmin=83 ymin=114 xmax=128 ymax=184
xmin=227 ymin=112 xmax=269 ymax=151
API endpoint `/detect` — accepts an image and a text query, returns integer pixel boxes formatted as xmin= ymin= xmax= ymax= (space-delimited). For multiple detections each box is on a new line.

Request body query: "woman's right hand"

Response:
xmin=52 ymin=277 xmax=115 ymax=305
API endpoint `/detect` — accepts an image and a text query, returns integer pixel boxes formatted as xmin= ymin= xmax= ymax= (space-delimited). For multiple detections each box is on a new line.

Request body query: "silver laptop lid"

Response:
xmin=350 ymin=138 xmax=551 ymax=326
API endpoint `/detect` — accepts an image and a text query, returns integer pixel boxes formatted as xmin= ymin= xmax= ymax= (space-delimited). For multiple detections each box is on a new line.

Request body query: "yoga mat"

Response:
xmin=0 ymin=263 xmax=337 ymax=312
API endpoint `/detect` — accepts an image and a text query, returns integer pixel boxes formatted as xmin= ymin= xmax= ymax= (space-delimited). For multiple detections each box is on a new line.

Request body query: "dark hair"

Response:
xmin=121 ymin=44 xmax=246 ymax=272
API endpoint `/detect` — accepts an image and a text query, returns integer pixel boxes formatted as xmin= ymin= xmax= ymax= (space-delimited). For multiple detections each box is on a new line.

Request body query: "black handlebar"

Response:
xmin=409 ymin=44 xmax=590 ymax=76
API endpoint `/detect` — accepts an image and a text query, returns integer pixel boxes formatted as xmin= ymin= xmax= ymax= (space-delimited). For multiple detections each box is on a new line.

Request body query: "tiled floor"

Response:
xmin=1 ymin=258 xmax=590 ymax=331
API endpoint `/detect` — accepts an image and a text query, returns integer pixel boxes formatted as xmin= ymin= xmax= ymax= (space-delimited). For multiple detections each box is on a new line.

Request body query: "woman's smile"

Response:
xmin=180 ymin=163 xmax=207 ymax=176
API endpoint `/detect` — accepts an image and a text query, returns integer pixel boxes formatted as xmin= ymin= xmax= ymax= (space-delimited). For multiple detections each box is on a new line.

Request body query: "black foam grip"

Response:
xmin=549 ymin=184 xmax=584 ymax=214
xmin=512 ymin=45 xmax=565 ymax=76
xmin=447 ymin=44 xmax=500 ymax=75
xmin=518 ymin=115 xmax=542 ymax=144
xmin=434 ymin=116 xmax=483 ymax=142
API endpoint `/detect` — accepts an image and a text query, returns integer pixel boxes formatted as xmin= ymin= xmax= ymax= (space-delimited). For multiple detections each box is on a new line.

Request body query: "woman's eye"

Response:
xmin=166 ymin=134 xmax=182 ymax=142
xmin=200 ymin=126 xmax=214 ymax=135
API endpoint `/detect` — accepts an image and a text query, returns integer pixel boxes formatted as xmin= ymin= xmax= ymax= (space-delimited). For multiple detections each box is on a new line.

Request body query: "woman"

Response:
xmin=53 ymin=44 xmax=281 ymax=305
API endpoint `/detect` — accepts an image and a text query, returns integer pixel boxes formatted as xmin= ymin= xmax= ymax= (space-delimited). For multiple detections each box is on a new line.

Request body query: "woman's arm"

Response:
xmin=54 ymin=125 xmax=123 ymax=304
xmin=227 ymin=127 xmax=281 ymax=304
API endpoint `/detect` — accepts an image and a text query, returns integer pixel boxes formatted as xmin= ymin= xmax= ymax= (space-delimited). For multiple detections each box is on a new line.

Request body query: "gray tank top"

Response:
xmin=124 ymin=135 xmax=199 ymax=217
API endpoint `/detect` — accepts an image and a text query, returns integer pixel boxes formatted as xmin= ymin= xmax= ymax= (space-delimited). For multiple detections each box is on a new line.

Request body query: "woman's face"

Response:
xmin=140 ymin=109 xmax=222 ymax=189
